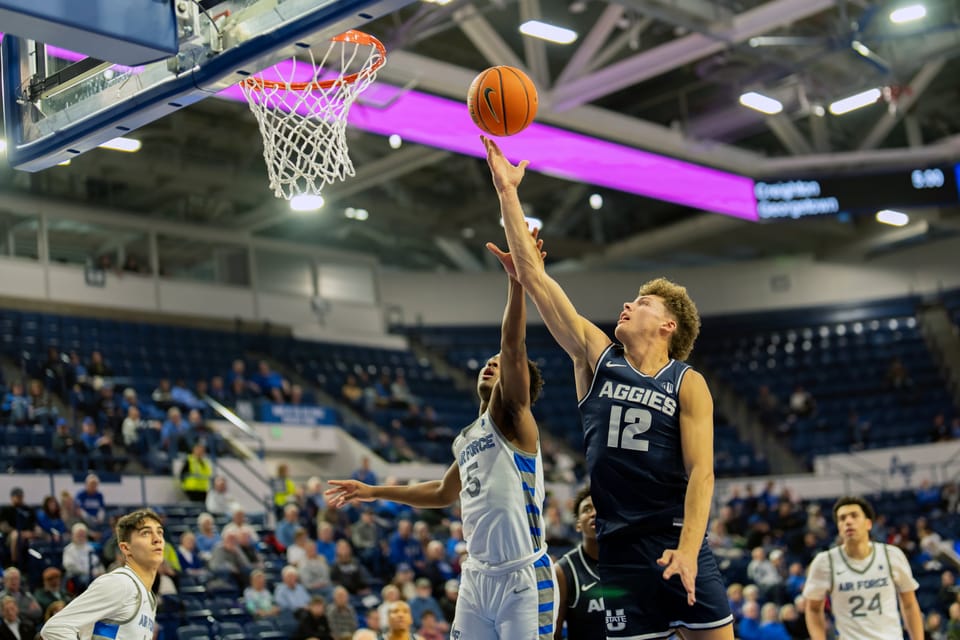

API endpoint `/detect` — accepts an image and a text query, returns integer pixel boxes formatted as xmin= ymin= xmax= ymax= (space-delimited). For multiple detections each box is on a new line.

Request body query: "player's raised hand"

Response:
xmin=325 ymin=479 xmax=375 ymax=508
xmin=482 ymin=135 xmax=528 ymax=193
xmin=657 ymin=548 xmax=698 ymax=606
xmin=486 ymin=227 xmax=546 ymax=278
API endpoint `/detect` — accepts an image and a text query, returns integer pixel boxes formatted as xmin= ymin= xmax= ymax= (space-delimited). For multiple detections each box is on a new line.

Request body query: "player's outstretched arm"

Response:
xmin=326 ymin=463 xmax=461 ymax=509
xmin=659 ymin=370 xmax=715 ymax=605
xmin=482 ymin=135 xmax=609 ymax=372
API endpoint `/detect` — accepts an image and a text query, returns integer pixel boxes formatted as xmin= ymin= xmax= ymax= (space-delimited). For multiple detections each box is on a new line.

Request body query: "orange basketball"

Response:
xmin=467 ymin=66 xmax=538 ymax=137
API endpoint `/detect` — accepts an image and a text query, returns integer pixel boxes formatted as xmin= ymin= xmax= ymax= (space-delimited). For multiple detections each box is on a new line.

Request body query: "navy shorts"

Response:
xmin=597 ymin=529 xmax=733 ymax=639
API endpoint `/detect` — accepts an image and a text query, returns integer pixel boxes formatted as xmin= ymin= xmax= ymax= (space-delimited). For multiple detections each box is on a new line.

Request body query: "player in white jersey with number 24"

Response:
xmin=802 ymin=496 xmax=923 ymax=640
xmin=327 ymin=236 xmax=555 ymax=639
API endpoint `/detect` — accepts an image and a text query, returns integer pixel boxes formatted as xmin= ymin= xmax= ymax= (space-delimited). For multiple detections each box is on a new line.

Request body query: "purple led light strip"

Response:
xmin=10 ymin=37 xmax=757 ymax=220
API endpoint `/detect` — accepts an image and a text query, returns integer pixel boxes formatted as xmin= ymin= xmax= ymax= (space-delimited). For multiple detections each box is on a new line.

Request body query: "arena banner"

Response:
xmin=258 ymin=403 xmax=339 ymax=426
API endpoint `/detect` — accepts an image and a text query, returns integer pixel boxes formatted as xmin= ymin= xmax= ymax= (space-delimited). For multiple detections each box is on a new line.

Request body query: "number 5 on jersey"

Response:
xmin=607 ymin=406 xmax=652 ymax=451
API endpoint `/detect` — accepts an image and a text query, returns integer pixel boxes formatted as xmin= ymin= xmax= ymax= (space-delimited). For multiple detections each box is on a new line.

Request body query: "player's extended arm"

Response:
xmin=898 ymin=590 xmax=924 ymax=640
xmin=804 ymin=598 xmax=829 ymax=640
xmin=492 ymin=276 xmax=539 ymax=453
xmin=326 ymin=463 xmax=461 ymax=509
xmin=553 ymin=563 xmax=569 ymax=640
xmin=483 ymin=136 xmax=609 ymax=370
xmin=659 ymin=370 xmax=715 ymax=605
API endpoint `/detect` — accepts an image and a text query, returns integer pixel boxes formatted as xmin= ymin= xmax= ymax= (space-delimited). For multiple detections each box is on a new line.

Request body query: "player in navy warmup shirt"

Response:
xmin=485 ymin=135 xmax=733 ymax=640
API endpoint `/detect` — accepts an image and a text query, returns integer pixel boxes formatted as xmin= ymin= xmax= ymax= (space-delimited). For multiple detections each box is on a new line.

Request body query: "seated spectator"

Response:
xmin=329 ymin=540 xmax=371 ymax=596
xmin=286 ymin=528 xmax=311 ymax=567
xmin=243 ymin=569 xmax=279 ymax=619
xmin=748 ymin=546 xmax=784 ymax=603
xmin=390 ymin=372 xmax=416 ymax=409
xmin=35 ymin=495 xmax=67 ymax=543
xmin=2 ymin=381 xmax=32 ymax=425
xmin=327 ymin=586 xmax=357 ymax=640
xmin=408 ymin=578 xmax=446 ymax=630
xmin=438 ymin=579 xmax=458 ymax=627
xmin=227 ymin=359 xmax=248 ymax=389
xmin=120 ymin=405 xmax=148 ymax=452
xmin=0 ymin=568 xmax=43 ymax=626
xmin=222 ymin=507 xmax=260 ymax=543
xmin=392 ymin=563 xmax=417 ymax=601
xmin=316 ymin=522 xmax=337 ymax=566
xmin=351 ymin=509 xmax=379 ymax=568
xmin=351 ymin=457 xmax=377 ymax=486
xmin=236 ymin=529 xmax=263 ymax=567
xmin=417 ymin=610 xmax=445 ymax=640
xmin=208 ymin=376 xmax=229 ymax=404
xmin=209 ymin=530 xmax=251 ymax=587
xmin=28 ymin=378 xmax=58 ymax=425
xmin=388 ymin=520 xmax=424 ymax=572
xmin=86 ymin=350 xmax=112 ymax=378
xmin=932 ymin=413 xmax=951 ymax=442
xmin=276 ymin=504 xmax=302 ymax=550
xmin=0 ymin=595 xmax=35 ymax=640
xmin=32 ymin=567 xmax=69 ymax=614
xmin=292 ymin=595 xmax=334 ymax=640
xmin=377 ymin=584 xmax=401 ymax=632
xmin=74 ymin=474 xmax=106 ymax=529
xmin=738 ymin=600 xmax=762 ymax=640
xmin=176 ymin=531 xmax=206 ymax=577
xmin=916 ymin=480 xmax=943 ymax=514
xmin=759 ymin=602 xmax=790 ymax=640
xmin=62 ymin=523 xmax=105 ymax=593
xmin=303 ymin=477 xmax=326 ymax=536
xmin=340 ymin=374 xmax=365 ymax=413
xmin=171 ymin=379 xmax=204 ymax=411
xmin=788 ymin=384 xmax=816 ymax=419
xmin=253 ymin=360 xmax=285 ymax=397
xmin=785 ymin=596 xmax=809 ymax=639
xmin=288 ymin=384 xmax=306 ymax=406
xmin=195 ymin=512 xmax=222 ymax=558
xmin=298 ymin=543 xmax=332 ymax=594
xmin=160 ymin=407 xmax=189 ymax=456
xmin=422 ymin=541 xmax=454 ymax=596
xmin=939 ymin=570 xmax=958 ymax=613
xmin=727 ymin=583 xmax=744 ymax=623
xmin=205 ymin=476 xmax=238 ymax=516
xmin=152 ymin=378 xmax=174 ymax=410
xmin=78 ymin=418 xmax=114 ymax=468
xmin=785 ymin=562 xmax=806 ymax=601
xmin=274 ymin=566 xmax=311 ymax=613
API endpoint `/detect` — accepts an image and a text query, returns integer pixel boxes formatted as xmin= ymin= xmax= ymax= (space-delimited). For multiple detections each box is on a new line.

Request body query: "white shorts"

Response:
xmin=451 ymin=553 xmax=557 ymax=640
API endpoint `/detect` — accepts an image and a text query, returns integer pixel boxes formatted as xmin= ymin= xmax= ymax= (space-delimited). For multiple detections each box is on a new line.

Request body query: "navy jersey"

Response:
xmin=556 ymin=546 xmax=605 ymax=640
xmin=577 ymin=343 xmax=691 ymax=538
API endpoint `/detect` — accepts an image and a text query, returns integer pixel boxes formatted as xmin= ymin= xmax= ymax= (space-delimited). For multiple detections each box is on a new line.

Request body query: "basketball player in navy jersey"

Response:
xmin=483 ymin=135 xmax=733 ymax=640
xmin=554 ymin=486 xmax=604 ymax=639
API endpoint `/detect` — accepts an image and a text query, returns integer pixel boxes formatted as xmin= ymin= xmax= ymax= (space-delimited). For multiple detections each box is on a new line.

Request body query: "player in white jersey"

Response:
xmin=41 ymin=509 xmax=163 ymax=640
xmin=802 ymin=496 xmax=923 ymax=640
xmin=327 ymin=251 xmax=555 ymax=639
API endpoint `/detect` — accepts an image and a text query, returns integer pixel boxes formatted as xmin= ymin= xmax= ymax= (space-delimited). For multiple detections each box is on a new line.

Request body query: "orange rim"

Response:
xmin=241 ymin=30 xmax=386 ymax=91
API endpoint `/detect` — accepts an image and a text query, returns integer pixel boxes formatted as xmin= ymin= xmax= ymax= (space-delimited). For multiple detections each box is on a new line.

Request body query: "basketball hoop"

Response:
xmin=239 ymin=30 xmax=386 ymax=201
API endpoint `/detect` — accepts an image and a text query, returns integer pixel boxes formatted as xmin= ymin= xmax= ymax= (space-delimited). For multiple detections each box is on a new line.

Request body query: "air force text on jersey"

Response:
xmin=458 ymin=433 xmax=495 ymax=466
xmin=837 ymin=577 xmax=890 ymax=592
xmin=597 ymin=381 xmax=677 ymax=416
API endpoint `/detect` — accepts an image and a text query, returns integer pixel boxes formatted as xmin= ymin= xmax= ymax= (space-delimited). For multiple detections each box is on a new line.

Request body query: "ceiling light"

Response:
xmin=57 ymin=159 xmax=71 ymax=166
xmin=876 ymin=209 xmax=909 ymax=226
xmin=290 ymin=194 xmax=324 ymax=212
xmin=344 ymin=207 xmax=356 ymax=218
xmin=890 ymin=4 xmax=926 ymax=23
xmin=569 ymin=1 xmax=588 ymax=14
xmin=828 ymin=88 xmax=881 ymax=115
xmin=519 ymin=20 xmax=578 ymax=45
xmin=589 ymin=193 xmax=603 ymax=210
xmin=99 ymin=136 xmax=141 ymax=152
xmin=0 ymin=139 xmax=6 ymax=153
xmin=739 ymin=91 xmax=783 ymax=115
xmin=812 ymin=105 xmax=826 ymax=117
xmin=388 ymin=134 xmax=402 ymax=149
xmin=355 ymin=208 xmax=369 ymax=221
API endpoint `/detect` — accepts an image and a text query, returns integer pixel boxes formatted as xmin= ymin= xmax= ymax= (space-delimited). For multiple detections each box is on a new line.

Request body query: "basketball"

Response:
xmin=467 ymin=65 xmax=538 ymax=137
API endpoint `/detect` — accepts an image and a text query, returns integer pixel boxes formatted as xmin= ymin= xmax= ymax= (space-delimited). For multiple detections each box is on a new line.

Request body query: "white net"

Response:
xmin=239 ymin=32 xmax=385 ymax=200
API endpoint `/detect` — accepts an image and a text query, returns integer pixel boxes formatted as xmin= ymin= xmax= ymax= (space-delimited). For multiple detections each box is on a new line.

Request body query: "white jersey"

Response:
xmin=802 ymin=542 xmax=918 ymax=640
xmin=41 ymin=566 xmax=157 ymax=640
xmin=453 ymin=410 xmax=546 ymax=568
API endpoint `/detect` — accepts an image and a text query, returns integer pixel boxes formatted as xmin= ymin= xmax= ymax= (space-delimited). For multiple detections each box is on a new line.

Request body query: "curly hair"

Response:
xmin=832 ymin=496 xmax=876 ymax=522
xmin=638 ymin=277 xmax=701 ymax=361
xmin=571 ymin=485 xmax=592 ymax=518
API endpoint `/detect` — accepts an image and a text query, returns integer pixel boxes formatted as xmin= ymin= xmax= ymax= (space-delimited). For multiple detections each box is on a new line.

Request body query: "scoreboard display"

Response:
xmin=754 ymin=165 xmax=960 ymax=220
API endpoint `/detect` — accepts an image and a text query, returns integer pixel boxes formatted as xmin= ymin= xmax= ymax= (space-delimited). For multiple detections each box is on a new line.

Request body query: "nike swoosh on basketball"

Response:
xmin=482 ymin=87 xmax=501 ymax=123
xmin=605 ymin=362 xmax=627 ymax=368
xmin=581 ymin=581 xmax=598 ymax=591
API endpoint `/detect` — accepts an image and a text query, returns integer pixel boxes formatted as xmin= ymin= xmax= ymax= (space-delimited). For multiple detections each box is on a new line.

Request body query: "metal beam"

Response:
xmin=550 ymin=0 xmax=837 ymax=111
xmin=555 ymin=3 xmax=624 ymax=86
xmin=585 ymin=16 xmax=654 ymax=74
xmin=434 ymin=236 xmax=485 ymax=272
xmin=613 ymin=0 xmax=733 ymax=36
xmin=454 ymin=3 xmax=527 ymax=71
xmin=519 ymin=0 xmax=550 ymax=89
xmin=762 ymin=133 xmax=960 ymax=174
xmin=766 ymin=114 xmax=814 ymax=155
xmin=858 ymin=59 xmax=946 ymax=151
xmin=809 ymin=111 xmax=831 ymax=153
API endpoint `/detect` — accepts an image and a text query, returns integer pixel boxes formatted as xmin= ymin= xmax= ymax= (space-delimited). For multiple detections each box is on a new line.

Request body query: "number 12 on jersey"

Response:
xmin=607 ymin=406 xmax=652 ymax=451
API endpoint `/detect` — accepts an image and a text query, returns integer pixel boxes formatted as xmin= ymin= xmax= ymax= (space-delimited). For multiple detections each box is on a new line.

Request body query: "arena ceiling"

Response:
xmin=1 ymin=0 xmax=960 ymax=272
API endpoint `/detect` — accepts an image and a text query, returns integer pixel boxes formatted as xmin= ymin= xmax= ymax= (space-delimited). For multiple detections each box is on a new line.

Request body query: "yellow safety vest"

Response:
xmin=181 ymin=455 xmax=212 ymax=492
xmin=273 ymin=477 xmax=296 ymax=507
